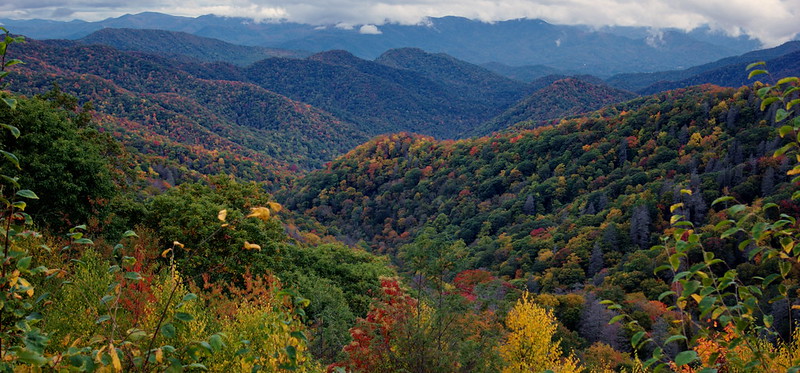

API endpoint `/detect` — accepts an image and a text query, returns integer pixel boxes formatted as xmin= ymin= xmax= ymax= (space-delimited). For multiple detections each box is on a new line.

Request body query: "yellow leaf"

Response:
xmin=217 ymin=209 xmax=227 ymax=222
xmin=173 ymin=241 xmax=184 ymax=248
xmin=267 ymin=201 xmax=283 ymax=214
xmin=243 ymin=241 xmax=261 ymax=251
xmin=155 ymin=348 xmax=163 ymax=363
xmin=109 ymin=343 xmax=122 ymax=372
xmin=792 ymin=305 xmax=800 ymax=310
xmin=680 ymin=189 xmax=693 ymax=195
xmin=670 ymin=203 xmax=684 ymax=213
xmin=691 ymin=294 xmax=703 ymax=304
xmin=788 ymin=167 xmax=800 ymax=176
xmin=161 ymin=249 xmax=172 ymax=258
xmin=18 ymin=278 xmax=33 ymax=297
xmin=221 ymin=223 xmax=229 ymax=228
xmin=246 ymin=207 xmax=271 ymax=221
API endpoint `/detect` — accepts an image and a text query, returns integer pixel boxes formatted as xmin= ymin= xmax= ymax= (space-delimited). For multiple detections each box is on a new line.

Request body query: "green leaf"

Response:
xmin=290 ymin=331 xmax=307 ymax=342
xmin=122 ymin=230 xmax=138 ymax=238
xmin=631 ymin=331 xmax=646 ymax=348
xmin=285 ymin=345 xmax=297 ymax=361
xmin=123 ymin=272 xmax=142 ymax=281
xmin=184 ymin=363 xmax=208 ymax=371
xmin=1 ymin=150 xmax=19 ymax=168
xmin=16 ymin=348 xmax=48 ymax=366
xmin=174 ymin=312 xmax=193 ymax=322
xmin=0 ymin=123 xmax=19 ymax=138
xmin=746 ymin=61 xmax=766 ymax=70
xmin=608 ymin=315 xmax=625 ymax=324
xmin=779 ymin=125 xmax=794 ymax=137
xmin=777 ymin=77 xmax=800 ymax=85
xmin=711 ymin=196 xmax=734 ymax=206
xmin=1 ymin=97 xmax=16 ymax=110
xmin=761 ymin=97 xmax=780 ymax=110
xmin=654 ymin=265 xmax=672 ymax=274
xmin=161 ymin=323 xmax=176 ymax=338
xmin=16 ymin=256 xmax=31 ymax=270
xmin=675 ymin=350 xmax=698 ymax=366
xmin=780 ymin=261 xmax=791 ymax=277
xmin=658 ymin=291 xmax=676 ymax=301
xmin=182 ymin=293 xmax=198 ymax=302
xmin=721 ymin=227 xmax=741 ymax=239
xmin=776 ymin=109 xmax=790 ymax=122
xmin=665 ymin=335 xmax=687 ymax=344
xmin=788 ymin=98 xmax=800 ymax=110
xmin=15 ymin=190 xmax=38 ymax=199
xmin=749 ymin=69 xmax=768 ymax=79
xmin=100 ymin=295 xmax=115 ymax=304
xmin=209 ymin=334 xmax=224 ymax=351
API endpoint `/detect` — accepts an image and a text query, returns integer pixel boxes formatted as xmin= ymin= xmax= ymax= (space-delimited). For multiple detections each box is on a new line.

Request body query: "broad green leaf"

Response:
xmin=608 ymin=315 xmax=625 ymax=324
xmin=161 ymin=323 xmax=176 ymax=338
xmin=209 ymin=334 xmax=224 ymax=351
xmin=777 ymin=76 xmax=800 ymax=85
xmin=1 ymin=97 xmax=16 ymax=110
xmin=658 ymin=290 xmax=676 ymax=301
xmin=1 ymin=150 xmax=19 ymax=168
xmin=124 ymin=272 xmax=143 ymax=281
xmin=174 ymin=312 xmax=193 ymax=322
xmin=0 ymin=123 xmax=19 ymax=138
xmin=776 ymin=109 xmax=790 ymax=122
xmin=761 ymin=97 xmax=779 ymax=110
xmin=16 ymin=349 xmax=48 ymax=366
xmin=665 ymin=335 xmax=687 ymax=344
xmin=675 ymin=350 xmax=698 ymax=366
xmin=3 ymin=59 xmax=22 ymax=67
xmin=746 ymin=61 xmax=766 ymax=70
xmin=748 ymin=69 xmax=768 ymax=79
xmin=631 ymin=331 xmax=646 ymax=348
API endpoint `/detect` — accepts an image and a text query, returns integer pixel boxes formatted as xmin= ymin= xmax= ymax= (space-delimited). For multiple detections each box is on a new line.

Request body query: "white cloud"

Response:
xmin=359 ymin=24 xmax=382 ymax=34
xmin=0 ymin=0 xmax=797 ymax=46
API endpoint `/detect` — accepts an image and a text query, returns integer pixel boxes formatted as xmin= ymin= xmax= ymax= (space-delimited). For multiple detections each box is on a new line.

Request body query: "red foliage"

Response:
xmin=328 ymin=278 xmax=417 ymax=373
xmin=119 ymin=243 xmax=157 ymax=323
xmin=453 ymin=269 xmax=495 ymax=300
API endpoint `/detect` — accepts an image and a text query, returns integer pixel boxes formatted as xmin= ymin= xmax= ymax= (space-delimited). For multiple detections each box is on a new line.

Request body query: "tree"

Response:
xmin=629 ymin=204 xmax=651 ymax=250
xmin=498 ymin=292 xmax=581 ymax=373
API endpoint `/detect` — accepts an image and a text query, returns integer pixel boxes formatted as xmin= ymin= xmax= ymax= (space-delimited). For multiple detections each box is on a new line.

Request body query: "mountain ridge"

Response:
xmin=1 ymin=12 xmax=763 ymax=76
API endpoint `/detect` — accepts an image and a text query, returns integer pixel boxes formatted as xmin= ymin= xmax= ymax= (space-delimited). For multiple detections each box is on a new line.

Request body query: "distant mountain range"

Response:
xmin=79 ymin=28 xmax=309 ymax=66
xmin=606 ymin=41 xmax=800 ymax=93
xmin=5 ymin=22 xmax=800 ymax=184
xmin=1 ymin=12 xmax=765 ymax=76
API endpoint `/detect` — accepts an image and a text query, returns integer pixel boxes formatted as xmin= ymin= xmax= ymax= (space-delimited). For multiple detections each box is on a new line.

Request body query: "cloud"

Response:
xmin=359 ymin=24 xmax=381 ymax=34
xmin=50 ymin=7 xmax=75 ymax=18
xmin=0 ymin=0 xmax=797 ymax=46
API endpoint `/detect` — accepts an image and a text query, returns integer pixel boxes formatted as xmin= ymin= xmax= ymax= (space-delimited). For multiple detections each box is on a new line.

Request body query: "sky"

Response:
xmin=1 ymin=0 xmax=798 ymax=46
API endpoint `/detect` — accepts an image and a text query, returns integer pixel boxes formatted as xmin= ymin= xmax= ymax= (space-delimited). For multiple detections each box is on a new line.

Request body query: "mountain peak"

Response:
xmin=307 ymin=49 xmax=363 ymax=67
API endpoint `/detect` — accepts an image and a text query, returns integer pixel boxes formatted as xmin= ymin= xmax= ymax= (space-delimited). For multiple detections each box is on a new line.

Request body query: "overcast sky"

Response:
xmin=1 ymin=0 xmax=798 ymax=46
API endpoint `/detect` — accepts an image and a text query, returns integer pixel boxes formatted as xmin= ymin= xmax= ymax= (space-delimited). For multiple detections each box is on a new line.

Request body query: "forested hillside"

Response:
xmin=8 ymin=39 xmax=368 ymax=183
xmin=472 ymin=78 xmax=637 ymax=136
xmin=286 ymin=84 xmax=781 ymax=266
